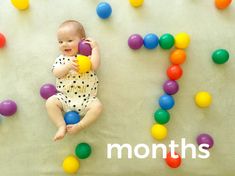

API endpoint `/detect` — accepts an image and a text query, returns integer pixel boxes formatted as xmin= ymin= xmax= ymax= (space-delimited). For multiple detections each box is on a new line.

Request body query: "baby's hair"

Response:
xmin=59 ymin=20 xmax=86 ymax=39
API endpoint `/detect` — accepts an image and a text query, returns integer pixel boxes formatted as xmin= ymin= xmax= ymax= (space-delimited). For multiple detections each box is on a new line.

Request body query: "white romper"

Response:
xmin=52 ymin=55 xmax=99 ymax=116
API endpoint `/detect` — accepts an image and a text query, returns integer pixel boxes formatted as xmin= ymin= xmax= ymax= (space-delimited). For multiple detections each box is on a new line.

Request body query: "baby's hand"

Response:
xmin=67 ymin=58 xmax=79 ymax=72
xmin=84 ymin=38 xmax=98 ymax=49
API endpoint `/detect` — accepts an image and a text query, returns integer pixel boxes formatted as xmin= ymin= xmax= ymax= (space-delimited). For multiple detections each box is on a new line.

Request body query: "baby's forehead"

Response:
xmin=57 ymin=25 xmax=79 ymax=39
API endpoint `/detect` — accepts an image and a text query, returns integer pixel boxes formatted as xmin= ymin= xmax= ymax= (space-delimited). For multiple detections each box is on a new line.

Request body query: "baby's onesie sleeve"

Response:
xmin=52 ymin=55 xmax=64 ymax=70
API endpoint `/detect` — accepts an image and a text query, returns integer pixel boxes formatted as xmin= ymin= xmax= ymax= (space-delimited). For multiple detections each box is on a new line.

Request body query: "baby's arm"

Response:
xmin=53 ymin=58 xmax=78 ymax=78
xmin=85 ymin=38 xmax=100 ymax=71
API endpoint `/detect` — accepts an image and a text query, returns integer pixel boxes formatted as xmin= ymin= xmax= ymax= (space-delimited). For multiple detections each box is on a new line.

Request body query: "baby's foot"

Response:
xmin=67 ymin=124 xmax=82 ymax=134
xmin=53 ymin=125 xmax=66 ymax=141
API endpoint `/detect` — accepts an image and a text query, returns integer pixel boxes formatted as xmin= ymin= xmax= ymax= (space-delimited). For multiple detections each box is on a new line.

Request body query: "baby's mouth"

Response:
xmin=64 ymin=49 xmax=72 ymax=52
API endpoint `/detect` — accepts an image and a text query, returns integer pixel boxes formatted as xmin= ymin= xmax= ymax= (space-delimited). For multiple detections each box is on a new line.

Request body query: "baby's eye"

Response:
xmin=68 ymin=40 xmax=73 ymax=42
xmin=59 ymin=41 xmax=63 ymax=44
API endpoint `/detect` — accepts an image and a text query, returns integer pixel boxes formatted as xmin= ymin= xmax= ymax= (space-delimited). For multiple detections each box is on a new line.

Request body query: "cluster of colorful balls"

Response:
xmin=128 ymin=32 xmax=190 ymax=168
xmin=62 ymin=142 xmax=92 ymax=174
xmin=128 ymin=32 xmax=189 ymax=51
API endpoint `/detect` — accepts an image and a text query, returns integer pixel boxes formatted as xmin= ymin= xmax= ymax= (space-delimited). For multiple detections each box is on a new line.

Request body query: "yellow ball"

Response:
xmin=195 ymin=91 xmax=212 ymax=108
xmin=11 ymin=0 xmax=29 ymax=10
xmin=175 ymin=32 xmax=190 ymax=49
xmin=129 ymin=0 xmax=144 ymax=7
xmin=151 ymin=124 xmax=167 ymax=140
xmin=62 ymin=155 xmax=80 ymax=174
xmin=77 ymin=55 xmax=91 ymax=74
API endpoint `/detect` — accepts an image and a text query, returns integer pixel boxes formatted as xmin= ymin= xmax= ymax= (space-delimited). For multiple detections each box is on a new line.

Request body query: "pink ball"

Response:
xmin=78 ymin=40 xmax=92 ymax=56
xmin=163 ymin=80 xmax=179 ymax=95
xmin=128 ymin=34 xmax=143 ymax=50
xmin=0 ymin=100 xmax=17 ymax=116
xmin=197 ymin=133 xmax=214 ymax=149
xmin=40 ymin=84 xmax=57 ymax=100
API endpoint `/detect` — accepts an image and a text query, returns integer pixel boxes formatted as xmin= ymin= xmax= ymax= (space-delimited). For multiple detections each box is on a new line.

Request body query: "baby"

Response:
xmin=46 ymin=20 xmax=103 ymax=141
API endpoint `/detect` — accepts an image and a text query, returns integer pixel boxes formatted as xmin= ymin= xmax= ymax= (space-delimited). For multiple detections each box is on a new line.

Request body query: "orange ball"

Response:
xmin=215 ymin=0 xmax=232 ymax=9
xmin=165 ymin=152 xmax=182 ymax=168
xmin=170 ymin=49 xmax=186 ymax=65
xmin=167 ymin=65 xmax=183 ymax=80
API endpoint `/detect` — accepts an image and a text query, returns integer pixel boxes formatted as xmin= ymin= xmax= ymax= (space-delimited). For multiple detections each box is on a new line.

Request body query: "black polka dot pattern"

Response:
xmin=53 ymin=55 xmax=99 ymax=115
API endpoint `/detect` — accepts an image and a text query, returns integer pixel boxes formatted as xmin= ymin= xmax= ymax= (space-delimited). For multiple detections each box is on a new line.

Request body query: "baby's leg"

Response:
xmin=67 ymin=98 xmax=103 ymax=134
xmin=46 ymin=96 xmax=66 ymax=141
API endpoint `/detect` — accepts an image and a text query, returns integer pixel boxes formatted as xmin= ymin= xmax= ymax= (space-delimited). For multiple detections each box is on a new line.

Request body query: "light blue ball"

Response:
xmin=143 ymin=33 xmax=159 ymax=49
xmin=158 ymin=94 xmax=175 ymax=110
xmin=64 ymin=111 xmax=80 ymax=125
xmin=96 ymin=2 xmax=112 ymax=19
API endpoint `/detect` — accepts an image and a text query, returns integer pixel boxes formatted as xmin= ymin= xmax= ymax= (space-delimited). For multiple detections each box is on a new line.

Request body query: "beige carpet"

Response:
xmin=0 ymin=0 xmax=235 ymax=175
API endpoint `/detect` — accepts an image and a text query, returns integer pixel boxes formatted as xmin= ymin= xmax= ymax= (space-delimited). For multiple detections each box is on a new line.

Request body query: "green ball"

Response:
xmin=154 ymin=109 xmax=170 ymax=124
xmin=212 ymin=49 xmax=229 ymax=64
xmin=75 ymin=143 xmax=91 ymax=159
xmin=159 ymin=33 xmax=175 ymax=49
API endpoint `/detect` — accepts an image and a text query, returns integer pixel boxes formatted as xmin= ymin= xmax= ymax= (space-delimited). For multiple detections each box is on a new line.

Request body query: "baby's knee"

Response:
xmin=93 ymin=101 xmax=103 ymax=114
xmin=45 ymin=96 xmax=58 ymax=109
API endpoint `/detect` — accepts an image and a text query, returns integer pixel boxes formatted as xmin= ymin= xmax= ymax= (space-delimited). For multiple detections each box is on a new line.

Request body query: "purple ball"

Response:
xmin=0 ymin=100 xmax=17 ymax=116
xmin=163 ymin=80 xmax=179 ymax=95
xmin=78 ymin=40 xmax=92 ymax=56
xmin=197 ymin=133 xmax=214 ymax=149
xmin=128 ymin=34 xmax=143 ymax=50
xmin=40 ymin=83 xmax=57 ymax=100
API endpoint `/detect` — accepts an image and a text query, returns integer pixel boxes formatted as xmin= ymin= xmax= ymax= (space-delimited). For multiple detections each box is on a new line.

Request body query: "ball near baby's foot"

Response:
xmin=64 ymin=111 xmax=80 ymax=125
xmin=75 ymin=143 xmax=92 ymax=159
xmin=62 ymin=155 xmax=80 ymax=174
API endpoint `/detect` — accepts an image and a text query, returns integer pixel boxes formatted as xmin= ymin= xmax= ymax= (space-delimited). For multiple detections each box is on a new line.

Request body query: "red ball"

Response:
xmin=0 ymin=33 xmax=6 ymax=48
xmin=167 ymin=65 xmax=183 ymax=80
xmin=165 ymin=152 xmax=182 ymax=168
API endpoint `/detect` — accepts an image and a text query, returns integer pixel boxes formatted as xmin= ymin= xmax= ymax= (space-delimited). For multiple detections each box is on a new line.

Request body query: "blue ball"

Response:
xmin=96 ymin=2 xmax=112 ymax=19
xmin=143 ymin=33 xmax=159 ymax=49
xmin=158 ymin=94 xmax=175 ymax=110
xmin=64 ymin=111 xmax=80 ymax=125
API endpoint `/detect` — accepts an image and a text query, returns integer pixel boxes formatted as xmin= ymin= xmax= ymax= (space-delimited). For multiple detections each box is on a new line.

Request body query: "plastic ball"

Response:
xmin=0 ymin=33 xmax=6 ymax=48
xmin=167 ymin=65 xmax=183 ymax=80
xmin=151 ymin=124 xmax=167 ymax=140
xmin=215 ymin=0 xmax=232 ymax=9
xmin=175 ymin=32 xmax=190 ymax=49
xmin=165 ymin=152 xmax=182 ymax=168
xmin=78 ymin=40 xmax=92 ymax=56
xmin=154 ymin=109 xmax=170 ymax=124
xmin=163 ymin=80 xmax=179 ymax=95
xmin=62 ymin=155 xmax=80 ymax=174
xmin=64 ymin=111 xmax=80 ymax=125
xmin=40 ymin=84 xmax=57 ymax=100
xmin=143 ymin=33 xmax=159 ymax=49
xmin=75 ymin=143 xmax=92 ymax=159
xmin=212 ymin=49 xmax=229 ymax=64
xmin=11 ymin=0 xmax=29 ymax=10
xmin=195 ymin=91 xmax=212 ymax=108
xmin=158 ymin=94 xmax=175 ymax=110
xmin=128 ymin=34 xmax=143 ymax=50
xmin=0 ymin=100 xmax=17 ymax=116
xmin=159 ymin=33 xmax=175 ymax=49
xmin=77 ymin=55 xmax=91 ymax=73
xmin=170 ymin=49 xmax=186 ymax=65
xmin=197 ymin=133 xmax=214 ymax=149
xmin=96 ymin=2 xmax=112 ymax=19
xmin=129 ymin=0 xmax=144 ymax=7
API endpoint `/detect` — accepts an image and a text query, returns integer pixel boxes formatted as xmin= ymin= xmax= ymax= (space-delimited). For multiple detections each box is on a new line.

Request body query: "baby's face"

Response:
xmin=57 ymin=25 xmax=81 ymax=56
